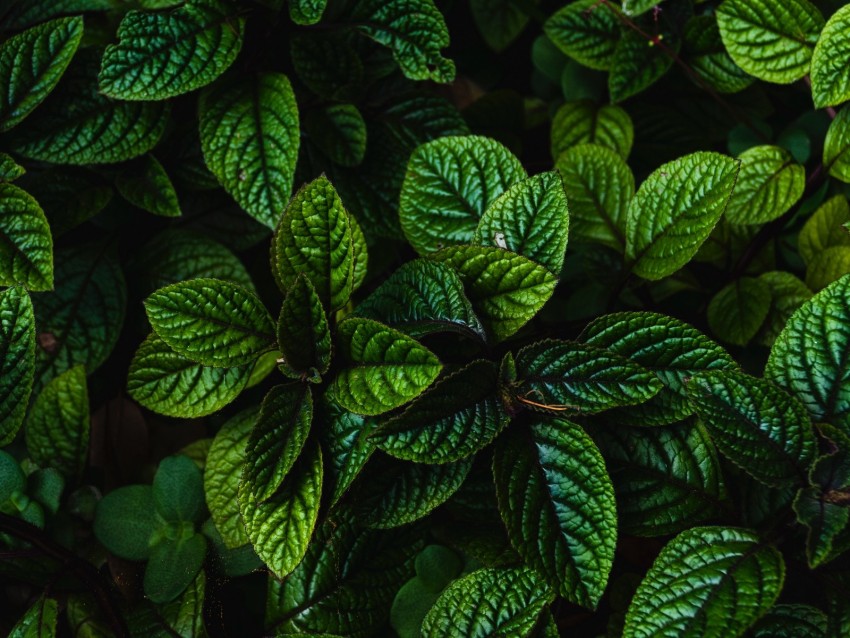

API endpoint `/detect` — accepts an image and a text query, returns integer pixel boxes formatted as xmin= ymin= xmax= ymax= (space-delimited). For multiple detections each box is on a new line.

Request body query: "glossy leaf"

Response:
xmin=0 ymin=183 xmax=52 ymax=292
xmin=277 ymin=275 xmax=331 ymax=380
xmin=725 ymin=145 xmax=805 ymax=225
xmin=550 ymin=100 xmax=634 ymax=160
xmin=114 ymin=155 xmax=180 ymax=218
xmin=544 ymin=0 xmax=620 ymax=70
xmin=824 ymin=107 xmax=850 ymax=183
xmin=683 ymin=15 xmax=754 ymax=94
xmin=810 ymin=4 xmax=850 ymax=108
xmin=707 ymin=277 xmax=772 ymax=346
xmin=0 ymin=287 xmax=35 ymax=445
xmin=319 ymin=394 xmax=377 ymax=506
xmin=98 ymin=0 xmax=244 ymax=100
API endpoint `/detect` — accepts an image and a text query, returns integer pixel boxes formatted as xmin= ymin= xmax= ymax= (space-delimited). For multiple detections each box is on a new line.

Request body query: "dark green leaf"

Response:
xmin=304 ymin=104 xmax=366 ymax=167
xmin=114 ymin=154 xmax=180 ymax=218
xmin=707 ymin=277 xmax=772 ymax=346
xmin=153 ymin=455 xmax=205 ymax=523
xmin=470 ymin=0 xmax=533 ymax=52
xmin=824 ymin=106 xmax=850 ymax=183
xmin=0 ymin=183 xmax=53 ymax=291
xmin=319 ymin=393 xmax=376 ymax=506
xmin=0 ymin=153 xmax=25 ymax=183
xmin=608 ymin=22 xmax=678 ymax=103
xmin=551 ymin=100 xmax=634 ymax=160
xmin=277 ymin=275 xmax=331 ymax=380
xmin=0 ymin=286 xmax=35 ymax=445
xmin=144 ymin=533 xmax=207 ymax=603
xmin=683 ymin=15 xmax=754 ymax=94
xmin=290 ymin=0 xmax=327 ymax=25
xmin=751 ymin=604 xmax=827 ymax=638
xmin=544 ymin=0 xmax=620 ymax=70
xmin=93 ymin=485 xmax=157 ymax=560
xmin=757 ymin=271 xmax=812 ymax=346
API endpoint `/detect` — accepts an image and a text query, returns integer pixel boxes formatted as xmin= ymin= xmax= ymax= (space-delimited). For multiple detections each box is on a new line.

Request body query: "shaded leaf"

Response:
xmin=0 ymin=287 xmax=35 ymax=445
xmin=707 ymin=277 xmax=772 ymax=346
xmin=277 ymin=275 xmax=331 ymax=380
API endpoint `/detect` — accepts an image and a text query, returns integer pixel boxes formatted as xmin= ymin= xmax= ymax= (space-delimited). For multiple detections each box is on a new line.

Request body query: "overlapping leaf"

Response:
xmin=550 ymin=100 xmax=634 ymax=160
xmin=544 ymin=0 xmax=620 ymax=70
xmin=824 ymin=107 xmax=850 ymax=183
xmin=0 ymin=287 xmax=35 ymax=445
xmin=114 ymin=155 xmax=180 ymax=218
xmin=811 ymin=5 xmax=850 ymax=108
xmin=724 ymin=145 xmax=804 ymax=225
xmin=707 ymin=277 xmax=772 ymax=346
xmin=277 ymin=275 xmax=331 ymax=380
xmin=0 ymin=183 xmax=53 ymax=291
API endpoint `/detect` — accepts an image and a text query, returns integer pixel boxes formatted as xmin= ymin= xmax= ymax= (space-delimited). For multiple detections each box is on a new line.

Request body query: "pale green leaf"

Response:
xmin=0 ymin=286 xmax=35 ymax=445
xmin=810 ymin=4 xmax=850 ymax=108
xmin=144 ymin=533 xmax=206 ymax=603
xmin=707 ymin=277 xmax=772 ymax=346
xmin=93 ymin=485 xmax=157 ymax=560
xmin=550 ymin=100 xmax=634 ymax=160
xmin=153 ymin=455 xmax=204 ymax=523
xmin=725 ymin=145 xmax=805 ymax=225
xmin=0 ymin=183 xmax=53 ymax=291
xmin=544 ymin=0 xmax=620 ymax=70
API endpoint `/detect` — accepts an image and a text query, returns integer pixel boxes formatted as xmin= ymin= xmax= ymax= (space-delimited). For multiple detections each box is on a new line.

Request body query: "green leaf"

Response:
xmin=514 ymin=339 xmax=662 ymax=414
xmin=608 ymin=20 xmax=678 ymax=103
xmin=98 ymin=0 xmax=244 ymax=100
xmin=431 ymin=245 xmax=558 ymax=342
xmin=494 ymin=418 xmax=617 ymax=608
xmin=580 ymin=311 xmax=739 ymax=425
xmin=621 ymin=0 xmax=664 ymax=16
xmin=798 ymin=195 xmax=850 ymax=265
xmin=751 ymin=604 xmax=827 ymax=638
xmin=687 ymin=370 xmax=816 ymax=485
xmin=9 ymin=597 xmax=58 ymax=638
xmin=144 ymin=533 xmax=207 ymax=604
xmin=11 ymin=50 xmax=170 ymax=165
xmin=289 ymin=32 xmax=364 ymax=102
xmin=0 ymin=153 xmax=25 ymax=183
xmin=422 ymin=567 xmax=554 ymax=637
xmin=765 ymin=275 xmax=850 ymax=430
xmin=473 ymin=171 xmax=570 ymax=274
xmin=811 ymin=5 xmax=850 ymax=108
xmin=806 ymin=246 xmax=850 ymax=291
xmin=626 ymin=151 xmax=741 ymax=280
xmin=144 ymin=278 xmax=274 ymax=367
xmin=707 ymin=277 xmax=772 ymax=346
xmin=555 ymin=143 xmax=634 ymax=252
xmin=824 ymin=107 xmax=850 ymax=183
xmin=25 ymin=365 xmax=88 ymax=479
xmin=330 ymin=318 xmax=442 ymax=416
xmin=683 ymin=15 xmax=754 ymax=94
xmin=277 ymin=275 xmax=331 ymax=380
xmin=20 ymin=168 xmax=112 ymax=236
xmin=93 ymin=485 xmax=157 ymax=560
xmin=127 ymin=331 xmax=250 ymax=418
xmin=32 ymin=244 xmax=126 ymax=388
xmin=199 ymin=73 xmax=299 ymax=228
xmin=114 ymin=155 xmax=180 ymax=218
xmin=794 ymin=483 xmax=850 ymax=569
xmin=349 ymin=0 xmax=455 ymax=83
xmin=374 ymin=359 xmax=509 ymax=464
xmin=757 ymin=271 xmax=813 ymax=346
xmin=544 ymin=0 xmax=620 ymax=71
xmin=550 ymin=100 xmax=634 ymax=160
xmin=399 ymin=135 xmax=527 ymax=255
xmin=352 ymin=259 xmax=485 ymax=341
xmin=319 ymin=393 xmax=376 ymax=506
xmin=0 ymin=183 xmax=53 ymax=291
xmin=350 ymin=213 xmax=368 ymax=293
xmin=716 ymin=0 xmax=824 ymax=84
xmin=239 ymin=440 xmax=322 ymax=579
xmin=204 ymin=407 xmax=256 ymax=548
xmin=271 ymin=176 xmax=354 ymax=310
xmin=153 ymin=455 xmax=205 ymax=523
xmin=622 ymin=526 xmax=784 ymax=638
xmin=304 ymin=104 xmax=366 ymax=167
xmin=724 ymin=145 xmax=805 ymax=225
xmin=245 ymin=384 xmax=312 ymax=502
xmin=0 ymin=17 xmax=83 ymax=132
xmin=0 ymin=286 xmax=35 ymax=445
xmin=470 ymin=0 xmax=533 ymax=52
xmin=590 ymin=420 xmax=727 ymax=536
xmin=0 ymin=450 xmax=25 ymax=503
xmin=290 ymin=0 xmax=327 ymax=25
xmin=160 ymin=569 xmax=207 ymax=636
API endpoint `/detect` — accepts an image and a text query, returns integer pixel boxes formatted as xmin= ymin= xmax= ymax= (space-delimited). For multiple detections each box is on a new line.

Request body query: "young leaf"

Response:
xmin=290 ymin=0 xmax=327 ymax=25
xmin=9 ymin=597 xmax=58 ymax=638
xmin=473 ymin=171 xmax=570 ymax=275
xmin=421 ymin=567 xmax=554 ymax=637
xmin=0 ymin=153 xmax=25 ymax=183
xmin=374 ymin=360 xmax=509 ymax=464
xmin=823 ymin=106 xmax=850 ymax=183
xmin=271 ymin=176 xmax=354 ymax=310
xmin=153 ymin=455 xmax=205 ymax=523
xmin=514 ymin=339 xmax=662 ymax=414
xmin=144 ymin=533 xmax=207 ymax=603
xmin=144 ymin=278 xmax=275 ymax=368
xmin=810 ymin=4 xmax=850 ymax=108
xmin=0 ymin=183 xmax=53 ymax=291
xmin=0 ymin=16 xmax=83 ymax=132
xmin=319 ymin=394 xmax=377 ymax=506
xmin=199 ymin=73 xmax=300 ymax=228
xmin=25 ymin=365 xmax=88 ymax=479
xmin=555 ymin=143 xmax=634 ymax=252
xmin=626 ymin=152 xmax=740 ymax=280
xmin=0 ymin=287 xmax=35 ymax=445
xmin=93 ymin=485 xmax=158 ymax=560
xmin=798 ymin=195 xmax=850 ymax=265
xmin=550 ymin=100 xmax=634 ymax=160
xmin=494 ymin=418 xmax=617 ymax=608
xmin=98 ymin=0 xmax=245 ymax=100
xmin=303 ymin=104 xmax=367 ymax=168
xmin=277 ymin=275 xmax=331 ymax=380
xmin=707 ymin=277 xmax=772 ymax=346
xmin=716 ymin=0 xmax=823 ymax=84
xmin=544 ymin=0 xmax=620 ymax=71
xmin=399 ymin=135 xmax=527 ymax=255
xmin=352 ymin=259 xmax=485 ymax=341
xmin=622 ymin=527 xmax=784 ymax=638
xmin=470 ymin=0 xmax=532 ymax=52
xmin=330 ymin=318 xmax=442 ymax=416
xmin=431 ymin=245 xmax=558 ymax=342
xmin=683 ymin=15 xmax=754 ymax=94
xmin=114 ymin=155 xmax=181 ymax=218
xmin=127 ymin=331 xmax=250 ymax=418
xmin=244 ymin=384 xmax=312 ymax=503
xmin=238 ymin=440 xmax=323 ymax=579
xmin=687 ymin=370 xmax=816 ymax=485
xmin=724 ymin=145 xmax=805 ymax=225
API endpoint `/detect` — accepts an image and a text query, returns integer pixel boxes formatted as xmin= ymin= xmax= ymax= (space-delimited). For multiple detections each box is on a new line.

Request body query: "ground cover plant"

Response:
xmin=4 ymin=0 xmax=850 ymax=635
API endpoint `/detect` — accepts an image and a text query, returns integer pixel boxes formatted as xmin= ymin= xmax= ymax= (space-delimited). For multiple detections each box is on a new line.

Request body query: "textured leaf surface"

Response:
xmin=470 ymin=0 xmax=532 ymax=51
xmin=758 ymin=271 xmax=812 ymax=346
xmin=290 ymin=0 xmax=327 ymax=24
xmin=608 ymin=23 xmax=677 ymax=102
xmin=725 ymin=145 xmax=805 ymax=224
xmin=277 ymin=275 xmax=331 ymax=380
xmin=99 ymin=0 xmax=244 ymax=100
xmin=794 ymin=483 xmax=850 ymax=569
xmin=806 ymin=246 xmax=850 ymax=291
xmin=431 ymin=245 xmax=557 ymax=342
xmin=515 ymin=339 xmax=662 ymax=414
xmin=716 ymin=0 xmax=823 ymax=84
xmin=145 ymin=278 xmax=274 ymax=367
xmin=271 ymin=176 xmax=354 ymax=310
xmin=707 ymin=277 xmax=772 ymax=346
xmin=798 ymin=195 xmax=850 ymax=265
xmin=9 ymin=597 xmax=58 ymax=638
xmin=555 ymin=143 xmax=634 ymax=251
xmin=114 ymin=155 xmax=180 ymax=218
xmin=0 ymin=154 xmax=25 ymax=183
xmin=626 ymin=152 xmax=740 ymax=280
xmin=304 ymin=104 xmax=366 ymax=168
xmin=765 ymin=275 xmax=850 ymax=429
xmin=319 ymin=394 xmax=376 ymax=506
xmin=25 ymin=365 xmax=88 ymax=479
xmin=0 ymin=16 xmax=83 ymax=132
xmin=331 ymin=318 xmax=442 ymax=416
xmin=494 ymin=419 xmax=617 ymax=608
xmin=622 ymin=526 xmax=784 ymax=638
xmin=544 ymin=0 xmax=620 ymax=70
xmin=375 ymin=360 xmax=509 ymax=464
xmin=683 ymin=15 xmax=754 ymax=94
xmin=751 ymin=604 xmax=827 ymax=638
xmin=811 ymin=5 xmax=850 ymax=108
xmin=550 ymin=100 xmax=634 ymax=160
xmin=127 ymin=331 xmax=250 ymax=418
xmin=0 ymin=287 xmax=34 ymax=445
xmin=688 ymin=370 xmax=816 ymax=485
xmin=473 ymin=171 xmax=570 ymax=274
xmin=422 ymin=568 xmax=554 ymax=637
xmin=399 ymin=135 xmax=526 ymax=255
xmin=0 ymin=183 xmax=53 ymax=291
xmin=239 ymin=441 xmax=322 ymax=579
xmin=824 ymin=107 xmax=850 ymax=183
xmin=199 ymin=73 xmax=299 ymax=228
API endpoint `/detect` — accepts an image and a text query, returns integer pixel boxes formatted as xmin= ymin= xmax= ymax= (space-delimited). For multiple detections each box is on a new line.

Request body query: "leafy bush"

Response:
xmin=3 ymin=0 xmax=850 ymax=635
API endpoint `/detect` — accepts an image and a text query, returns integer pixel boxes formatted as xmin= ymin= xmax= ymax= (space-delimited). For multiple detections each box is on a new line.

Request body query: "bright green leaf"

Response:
xmin=550 ymin=100 xmax=634 ymax=160
xmin=544 ymin=0 xmax=620 ymax=70
xmin=810 ymin=4 xmax=850 ymax=108
xmin=0 ymin=183 xmax=53 ymax=291
xmin=9 ymin=597 xmax=58 ymax=638
xmin=807 ymin=246 xmax=850 ymax=291
xmin=824 ymin=107 xmax=850 ymax=183
xmin=0 ymin=153 xmax=25 ymax=183
xmin=798 ymin=195 xmax=850 ymax=265
xmin=725 ymin=145 xmax=805 ymax=225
